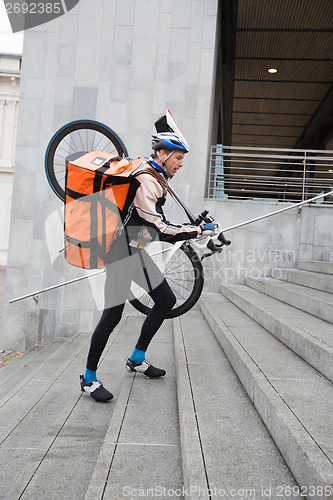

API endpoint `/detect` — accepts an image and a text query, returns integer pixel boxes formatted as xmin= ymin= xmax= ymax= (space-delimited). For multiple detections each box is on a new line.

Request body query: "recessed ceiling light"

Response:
xmin=268 ymin=68 xmax=278 ymax=74
xmin=328 ymin=169 xmax=333 ymax=172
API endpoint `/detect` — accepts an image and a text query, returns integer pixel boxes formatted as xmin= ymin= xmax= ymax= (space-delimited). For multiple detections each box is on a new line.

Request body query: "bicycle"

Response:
xmin=45 ymin=119 xmax=231 ymax=318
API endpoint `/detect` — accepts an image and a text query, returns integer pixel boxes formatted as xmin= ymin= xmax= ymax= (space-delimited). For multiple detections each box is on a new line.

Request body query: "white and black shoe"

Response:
xmin=80 ymin=375 xmax=113 ymax=402
xmin=126 ymin=358 xmax=166 ymax=378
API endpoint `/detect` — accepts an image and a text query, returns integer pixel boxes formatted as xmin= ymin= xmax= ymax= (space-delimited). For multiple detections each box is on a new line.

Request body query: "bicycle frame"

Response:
xmin=147 ymin=224 xmax=222 ymax=267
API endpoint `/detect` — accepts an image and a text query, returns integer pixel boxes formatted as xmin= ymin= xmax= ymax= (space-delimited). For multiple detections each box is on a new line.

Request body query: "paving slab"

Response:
xmin=174 ymin=307 xmax=301 ymax=499
xmin=199 ymin=292 xmax=333 ymax=498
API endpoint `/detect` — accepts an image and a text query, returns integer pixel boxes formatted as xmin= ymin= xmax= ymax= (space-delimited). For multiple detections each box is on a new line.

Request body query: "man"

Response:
xmin=80 ymin=131 xmax=214 ymax=402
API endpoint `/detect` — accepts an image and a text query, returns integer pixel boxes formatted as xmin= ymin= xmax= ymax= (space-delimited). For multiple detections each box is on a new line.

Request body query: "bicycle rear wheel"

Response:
xmin=129 ymin=241 xmax=204 ymax=318
xmin=45 ymin=120 xmax=128 ymax=201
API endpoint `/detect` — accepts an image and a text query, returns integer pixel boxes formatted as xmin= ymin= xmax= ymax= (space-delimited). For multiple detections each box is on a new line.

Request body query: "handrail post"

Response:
xmin=302 ymin=150 xmax=307 ymax=201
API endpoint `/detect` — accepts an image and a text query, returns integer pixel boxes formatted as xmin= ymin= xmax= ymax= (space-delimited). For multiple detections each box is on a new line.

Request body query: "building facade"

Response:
xmin=0 ymin=53 xmax=21 ymax=266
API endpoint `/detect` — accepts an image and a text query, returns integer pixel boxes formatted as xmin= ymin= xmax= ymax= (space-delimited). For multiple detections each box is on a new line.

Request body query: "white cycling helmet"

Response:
xmin=151 ymin=132 xmax=189 ymax=153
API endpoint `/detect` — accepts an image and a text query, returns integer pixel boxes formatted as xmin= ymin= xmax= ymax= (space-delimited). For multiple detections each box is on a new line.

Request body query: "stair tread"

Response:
xmin=250 ymin=276 xmax=333 ymax=305
xmin=0 ymin=334 xmax=90 ymax=439
xmin=279 ymin=268 xmax=333 ymax=279
xmin=5 ymin=317 xmax=182 ymax=500
xmin=273 ymin=268 xmax=333 ymax=293
xmin=225 ymin=283 xmax=333 ymax=348
xmin=91 ymin=319 xmax=182 ymax=500
xmin=201 ymin=292 xmax=333 ymax=466
xmin=0 ymin=340 xmax=68 ymax=384
xmin=0 ymin=333 xmax=93 ymax=498
xmin=298 ymin=261 xmax=333 ymax=275
xmin=176 ymin=308 xmax=299 ymax=492
xmin=2 ymin=319 xmax=128 ymax=500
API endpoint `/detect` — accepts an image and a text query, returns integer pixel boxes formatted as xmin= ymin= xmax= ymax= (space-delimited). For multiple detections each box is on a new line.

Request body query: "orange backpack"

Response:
xmin=64 ymin=151 xmax=143 ymax=269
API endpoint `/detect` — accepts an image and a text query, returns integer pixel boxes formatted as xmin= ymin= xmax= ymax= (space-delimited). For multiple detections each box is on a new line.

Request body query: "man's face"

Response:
xmin=160 ymin=150 xmax=185 ymax=178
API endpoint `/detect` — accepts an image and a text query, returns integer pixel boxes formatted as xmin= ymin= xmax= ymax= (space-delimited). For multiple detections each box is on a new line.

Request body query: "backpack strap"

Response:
xmin=134 ymin=165 xmax=168 ymax=195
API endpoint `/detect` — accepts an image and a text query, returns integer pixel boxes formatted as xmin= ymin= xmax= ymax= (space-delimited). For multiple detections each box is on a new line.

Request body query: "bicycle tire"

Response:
xmin=45 ymin=119 xmax=128 ymax=201
xmin=129 ymin=242 xmax=204 ymax=318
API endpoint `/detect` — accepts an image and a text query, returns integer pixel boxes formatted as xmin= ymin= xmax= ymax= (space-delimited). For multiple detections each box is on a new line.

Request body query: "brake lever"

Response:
xmin=207 ymin=240 xmax=223 ymax=252
xmin=200 ymin=233 xmax=231 ymax=261
xmin=195 ymin=210 xmax=214 ymax=225
xmin=201 ymin=239 xmax=223 ymax=261
xmin=218 ymin=232 xmax=231 ymax=246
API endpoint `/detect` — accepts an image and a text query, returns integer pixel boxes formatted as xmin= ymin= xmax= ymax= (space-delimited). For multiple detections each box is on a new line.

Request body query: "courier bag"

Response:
xmin=64 ymin=151 xmax=143 ymax=269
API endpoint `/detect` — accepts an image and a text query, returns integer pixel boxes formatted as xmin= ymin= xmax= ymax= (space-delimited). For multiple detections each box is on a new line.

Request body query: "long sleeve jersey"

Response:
xmin=126 ymin=163 xmax=198 ymax=246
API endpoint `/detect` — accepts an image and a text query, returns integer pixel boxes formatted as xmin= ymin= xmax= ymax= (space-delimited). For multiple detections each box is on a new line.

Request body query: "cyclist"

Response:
xmin=80 ymin=131 xmax=214 ymax=402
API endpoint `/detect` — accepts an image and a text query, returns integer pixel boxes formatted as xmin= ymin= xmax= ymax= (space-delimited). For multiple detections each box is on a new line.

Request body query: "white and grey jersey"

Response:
xmin=128 ymin=165 xmax=198 ymax=246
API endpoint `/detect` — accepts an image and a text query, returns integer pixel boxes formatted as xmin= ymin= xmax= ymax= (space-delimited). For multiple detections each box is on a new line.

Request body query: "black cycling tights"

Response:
xmin=86 ymin=278 xmax=176 ymax=371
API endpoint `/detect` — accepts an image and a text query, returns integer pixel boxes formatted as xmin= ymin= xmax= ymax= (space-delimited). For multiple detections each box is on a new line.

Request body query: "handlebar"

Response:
xmin=191 ymin=210 xmax=232 ymax=260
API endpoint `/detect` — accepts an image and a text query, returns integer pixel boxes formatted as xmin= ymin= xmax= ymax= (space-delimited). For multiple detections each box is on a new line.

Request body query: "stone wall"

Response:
xmin=200 ymin=198 xmax=333 ymax=291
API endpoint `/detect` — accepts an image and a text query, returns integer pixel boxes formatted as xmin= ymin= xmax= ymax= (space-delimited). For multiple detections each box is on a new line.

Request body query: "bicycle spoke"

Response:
xmin=166 ymin=267 xmax=194 ymax=276
xmin=76 ymin=129 xmax=87 ymax=151
xmin=164 ymin=256 xmax=186 ymax=274
xmin=92 ymin=133 xmax=108 ymax=151
xmin=57 ymin=143 xmax=76 ymax=155
xmin=166 ymin=277 xmax=193 ymax=293
xmin=61 ymin=137 xmax=79 ymax=154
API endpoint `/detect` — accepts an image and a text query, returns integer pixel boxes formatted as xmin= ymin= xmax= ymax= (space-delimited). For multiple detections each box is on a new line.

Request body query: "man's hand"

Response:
xmin=198 ymin=223 xmax=215 ymax=236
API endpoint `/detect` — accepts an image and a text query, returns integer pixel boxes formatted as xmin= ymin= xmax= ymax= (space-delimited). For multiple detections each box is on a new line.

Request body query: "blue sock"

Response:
xmin=130 ymin=348 xmax=145 ymax=364
xmin=84 ymin=368 xmax=97 ymax=384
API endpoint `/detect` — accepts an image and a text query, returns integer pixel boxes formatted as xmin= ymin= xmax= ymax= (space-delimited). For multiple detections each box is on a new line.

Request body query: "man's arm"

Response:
xmin=133 ymin=175 xmax=200 ymax=242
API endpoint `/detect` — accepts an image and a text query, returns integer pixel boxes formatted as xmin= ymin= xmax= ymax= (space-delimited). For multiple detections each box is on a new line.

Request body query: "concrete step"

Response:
xmin=298 ymin=260 xmax=333 ymax=275
xmin=199 ymin=293 xmax=333 ymax=499
xmin=84 ymin=318 xmax=183 ymax=500
xmin=173 ymin=308 xmax=300 ymax=499
xmin=272 ymin=267 xmax=333 ymax=293
xmin=221 ymin=283 xmax=333 ymax=383
xmin=0 ymin=333 xmax=89 ymax=445
xmin=1 ymin=333 xmax=93 ymax=499
xmin=5 ymin=316 xmax=182 ymax=500
xmin=2 ymin=314 xmax=132 ymax=500
xmin=246 ymin=276 xmax=333 ymax=324
xmin=1 ymin=340 xmax=67 ymax=386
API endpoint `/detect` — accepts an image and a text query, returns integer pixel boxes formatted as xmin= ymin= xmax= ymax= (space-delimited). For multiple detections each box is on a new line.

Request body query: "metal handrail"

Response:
xmin=209 ymin=145 xmax=333 ymax=202
xmin=221 ymin=189 xmax=333 ymax=233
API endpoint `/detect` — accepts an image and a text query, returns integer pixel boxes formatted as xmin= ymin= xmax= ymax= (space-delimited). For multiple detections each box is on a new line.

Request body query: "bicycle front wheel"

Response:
xmin=45 ymin=120 xmax=128 ymax=201
xmin=129 ymin=242 xmax=204 ymax=318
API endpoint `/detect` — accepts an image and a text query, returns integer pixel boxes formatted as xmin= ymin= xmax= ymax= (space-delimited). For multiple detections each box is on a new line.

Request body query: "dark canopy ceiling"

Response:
xmin=218 ymin=0 xmax=333 ymax=149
